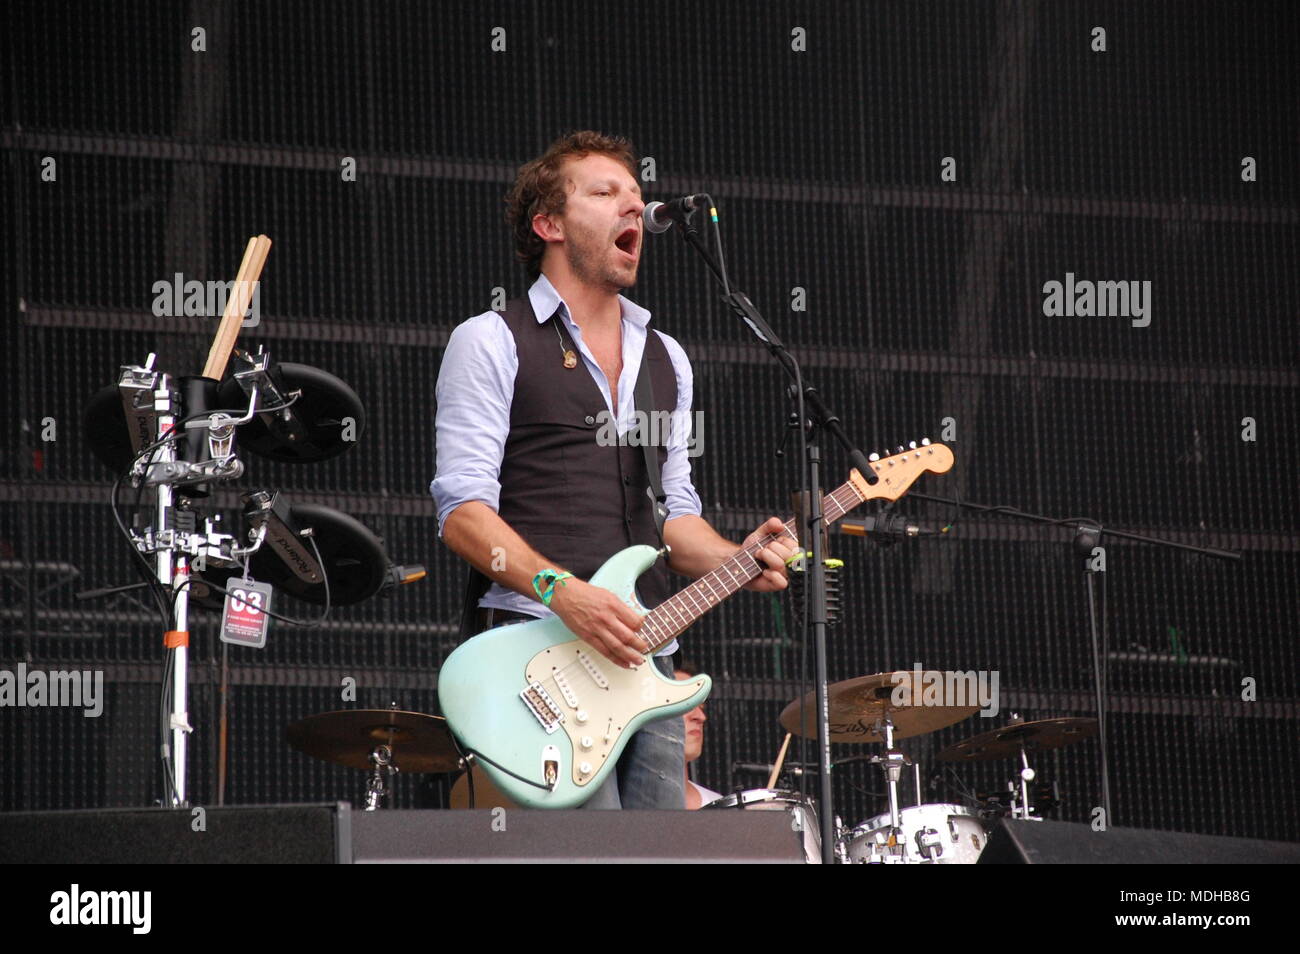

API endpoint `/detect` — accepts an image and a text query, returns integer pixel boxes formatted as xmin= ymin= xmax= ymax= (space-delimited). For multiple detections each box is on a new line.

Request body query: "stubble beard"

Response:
xmin=568 ymin=229 xmax=638 ymax=293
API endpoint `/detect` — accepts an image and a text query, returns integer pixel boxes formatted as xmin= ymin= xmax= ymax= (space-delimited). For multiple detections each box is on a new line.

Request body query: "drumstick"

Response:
xmin=766 ymin=732 xmax=793 ymax=789
xmin=201 ymin=235 xmax=257 ymax=378
xmin=202 ymin=234 xmax=271 ymax=380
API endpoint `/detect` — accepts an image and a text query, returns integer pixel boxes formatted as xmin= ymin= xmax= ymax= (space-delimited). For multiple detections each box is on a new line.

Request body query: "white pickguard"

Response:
xmin=525 ymin=641 xmax=705 ymax=787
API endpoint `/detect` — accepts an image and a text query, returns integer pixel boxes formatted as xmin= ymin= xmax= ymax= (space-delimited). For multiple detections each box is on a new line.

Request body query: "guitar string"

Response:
xmin=531 ymin=482 xmax=862 ymax=709
xmin=532 ymin=536 xmax=777 ymax=704
xmin=641 ymin=482 xmax=859 ymax=648
xmin=499 ymin=459 xmax=921 ymax=785
xmin=639 ymin=454 xmax=925 ymax=651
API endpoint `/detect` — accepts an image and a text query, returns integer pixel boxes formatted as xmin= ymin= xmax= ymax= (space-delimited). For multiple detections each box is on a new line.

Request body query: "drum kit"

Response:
xmin=706 ymin=671 xmax=1098 ymax=864
xmin=284 ymin=674 xmax=1096 ymax=865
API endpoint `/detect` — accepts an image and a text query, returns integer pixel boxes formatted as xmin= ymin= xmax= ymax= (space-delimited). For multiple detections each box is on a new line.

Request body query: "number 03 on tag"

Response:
xmin=220 ymin=580 xmax=273 ymax=648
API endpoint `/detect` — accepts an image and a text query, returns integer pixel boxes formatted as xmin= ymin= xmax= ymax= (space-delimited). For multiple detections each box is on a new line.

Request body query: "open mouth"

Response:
xmin=614 ymin=226 xmax=639 ymax=258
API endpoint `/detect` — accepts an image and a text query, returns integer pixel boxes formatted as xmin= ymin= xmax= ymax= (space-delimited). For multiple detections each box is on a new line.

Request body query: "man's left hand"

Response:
xmin=741 ymin=516 xmax=799 ymax=592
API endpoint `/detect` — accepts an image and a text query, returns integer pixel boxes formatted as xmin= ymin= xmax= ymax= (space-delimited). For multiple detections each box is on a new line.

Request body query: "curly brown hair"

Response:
xmin=505 ymin=131 xmax=638 ymax=278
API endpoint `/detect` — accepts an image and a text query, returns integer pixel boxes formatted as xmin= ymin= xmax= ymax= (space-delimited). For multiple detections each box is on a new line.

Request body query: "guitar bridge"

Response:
xmin=520 ymin=682 xmax=563 ymax=734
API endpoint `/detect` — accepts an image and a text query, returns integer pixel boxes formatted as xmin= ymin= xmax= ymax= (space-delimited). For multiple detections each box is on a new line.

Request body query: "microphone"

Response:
xmin=643 ymin=194 xmax=711 ymax=234
xmin=732 ymin=761 xmax=821 ymax=777
xmin=381 ymin=563 xmax=427 ymax=594
xmin=841 ymin=513 xmax=943 ymax=546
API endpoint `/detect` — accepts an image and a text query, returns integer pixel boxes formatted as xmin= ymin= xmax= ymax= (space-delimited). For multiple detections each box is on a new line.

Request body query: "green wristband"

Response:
xmin=532 ymin=569 xmax=574 ymax=606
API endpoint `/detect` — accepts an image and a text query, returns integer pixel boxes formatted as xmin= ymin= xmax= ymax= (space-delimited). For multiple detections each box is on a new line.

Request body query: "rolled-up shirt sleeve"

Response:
xmin=429 ymin=312 xmax=516 ymax=536
xmin=655 ymin=330 xmax=704 ymax=522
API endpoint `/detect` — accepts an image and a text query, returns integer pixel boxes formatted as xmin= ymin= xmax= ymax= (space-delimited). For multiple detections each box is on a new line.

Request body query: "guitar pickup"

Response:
xmin=552 ymin=669 xmax=580 ymax=709
xmin=520 ymin=682 xmax=563 ymax=734
xmin=574 ymin=650 xmax=610 ymax=689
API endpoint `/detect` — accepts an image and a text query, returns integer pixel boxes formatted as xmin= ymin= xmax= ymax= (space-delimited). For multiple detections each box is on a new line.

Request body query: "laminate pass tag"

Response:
xmin=220 ymin=579 xmax=273 ymax=648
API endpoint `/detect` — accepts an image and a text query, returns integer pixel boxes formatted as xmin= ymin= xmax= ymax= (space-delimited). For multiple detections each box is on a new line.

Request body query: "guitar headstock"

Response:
xmin=848 ymin=440 xmax=954 ymax=503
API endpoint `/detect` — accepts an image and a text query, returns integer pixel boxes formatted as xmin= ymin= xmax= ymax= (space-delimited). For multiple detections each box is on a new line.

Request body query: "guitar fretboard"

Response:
xmin=640 ymin=478 xmax=867 ymax=652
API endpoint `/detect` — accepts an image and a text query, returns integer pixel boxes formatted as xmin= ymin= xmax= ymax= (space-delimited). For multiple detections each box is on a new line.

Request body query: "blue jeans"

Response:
xmin=579 ymin=654 xmax=686 ymax=810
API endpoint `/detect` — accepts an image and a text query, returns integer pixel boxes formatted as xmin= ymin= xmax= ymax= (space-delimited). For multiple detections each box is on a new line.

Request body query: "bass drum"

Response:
xmin=704 ymin=788 xmax=822 ymax=863
xmin=842 ymin=803 xmax=986 ymax=864
xmin=448 ymin=765 xmax=518 ymax=810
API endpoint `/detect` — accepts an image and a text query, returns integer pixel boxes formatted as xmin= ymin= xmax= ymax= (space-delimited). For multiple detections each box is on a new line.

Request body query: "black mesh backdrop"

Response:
xmin=2 ymin=1 xmax=1297 ymax=842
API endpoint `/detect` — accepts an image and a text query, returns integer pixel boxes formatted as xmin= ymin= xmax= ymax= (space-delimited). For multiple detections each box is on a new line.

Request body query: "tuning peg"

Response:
xmin=868 ymin=452 xmax=880 ymax=462
xmin=895 ymin=445 xmax=904 ymax=455
xmin=921 ymin=437 xmax=931 ymax=446
xmin=908 ymin=441 xmax=917 ymax=450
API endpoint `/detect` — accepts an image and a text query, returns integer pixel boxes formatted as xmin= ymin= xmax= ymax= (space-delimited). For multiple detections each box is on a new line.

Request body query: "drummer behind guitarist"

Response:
xmin=676 ymin=663 xmax=723 ymax=808
xmin=431 ymin=130 xmax=797 ymax=810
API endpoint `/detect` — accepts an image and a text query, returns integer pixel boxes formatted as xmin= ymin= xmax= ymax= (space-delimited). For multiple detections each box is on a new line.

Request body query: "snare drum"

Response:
xmin=705 ymin=788 xmax=823 ymax=863
xmin=842 ymin=803 xmax=986 ymax=864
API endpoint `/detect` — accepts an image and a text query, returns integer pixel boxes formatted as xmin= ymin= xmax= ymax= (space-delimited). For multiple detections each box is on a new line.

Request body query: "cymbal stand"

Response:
xmin=854 ymin=714 xmax=911 ymax=863
xmin=1008 ymin=744 xmax=1039 ymax=821
xmin=119 ymin=359 xmax=259 ymax=805
xmin=869 ymin=714 xmax=909 ymax=833
xmin=364 ymin=744 xmax=398 ymax=811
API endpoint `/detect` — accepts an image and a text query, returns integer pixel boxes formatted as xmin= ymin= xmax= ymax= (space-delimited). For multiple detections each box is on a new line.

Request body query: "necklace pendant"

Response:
xmin=563 ymin=350 xmax=578 ymax=369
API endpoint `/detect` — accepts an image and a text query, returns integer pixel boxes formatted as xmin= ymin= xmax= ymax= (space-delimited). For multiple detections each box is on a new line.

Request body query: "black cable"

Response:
xmin=111 ymin=473 xmax=172 ymax=630
xmin=304 ymin=532 xmax=331 ymax=628
xmin=463 ymin=747 xmax=554 ymax=792
xmin=159 ymin=647 xmax=178 ymax=806
xmin=717 ymin=191 xmax=810 ymax=800
xmin=172 ymin=574 xmax=331 ymax=628
xmin=839 ymin=777 xmax=887 ymax=801
xmin=794 ymin=355 xmax=814 ymax=807
xmin=118 ymin=389 xmax=303 ymax=810
xmin=700 ymin=194 xmax=731 ymax=298
xmin=909 ymin=491 xmax=1109 ymax=535
xmin=126 ymin=393 xmax=301 ymax=479
xmin=944 ymin=766 xmax=980 ymax=805
xmin=108 ymin=396 xmax=301 ymax=627
xmin=944 ymin=463 xmax=961 ymax=533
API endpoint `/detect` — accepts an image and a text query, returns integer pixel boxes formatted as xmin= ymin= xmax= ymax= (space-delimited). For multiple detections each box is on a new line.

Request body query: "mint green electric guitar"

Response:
xmin=437 ymin=442 xmax=954 ymax=808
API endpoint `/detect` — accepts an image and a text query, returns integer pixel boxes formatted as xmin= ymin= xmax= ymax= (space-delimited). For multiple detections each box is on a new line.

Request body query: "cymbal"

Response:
xmin=285 ymin=709 xmax=462 ymax=773
xmin=779 ymin=671 xmax=980 ymax=743
xmin=937 ymin=717 xmax=1099 ymax=762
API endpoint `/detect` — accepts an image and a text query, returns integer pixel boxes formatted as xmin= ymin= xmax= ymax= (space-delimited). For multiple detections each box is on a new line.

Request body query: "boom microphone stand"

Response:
xmin=669 ymin=201 xmax=879 ymax=863
xmin=906 ymin=491 xmax=1241 ymax=826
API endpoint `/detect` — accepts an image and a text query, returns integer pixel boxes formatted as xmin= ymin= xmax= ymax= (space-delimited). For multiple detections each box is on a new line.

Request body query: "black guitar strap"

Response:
xmin=633 ymin=342 xmax=670 ymax=552
xmin=457 ymin=565 xmax=492 ymax=640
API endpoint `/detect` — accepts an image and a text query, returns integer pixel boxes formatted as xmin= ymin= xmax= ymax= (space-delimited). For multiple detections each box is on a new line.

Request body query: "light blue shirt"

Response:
xmin=431 ymin=275 xmax=702 ymax=636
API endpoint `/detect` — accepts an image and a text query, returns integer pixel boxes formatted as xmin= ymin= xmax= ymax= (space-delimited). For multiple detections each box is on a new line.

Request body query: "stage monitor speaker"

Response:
xmin=351 ymin=809 xmax=808 ymax=863
xmin=0 ymin=803 xmax=350 ymax=864
xmin=978 ymin=819 xmax=1300 ymax=864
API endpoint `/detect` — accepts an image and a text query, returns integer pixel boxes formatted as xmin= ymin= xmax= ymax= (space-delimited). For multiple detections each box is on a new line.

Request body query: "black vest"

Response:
xmin=490 ymin=294 xmax=678 ymax=609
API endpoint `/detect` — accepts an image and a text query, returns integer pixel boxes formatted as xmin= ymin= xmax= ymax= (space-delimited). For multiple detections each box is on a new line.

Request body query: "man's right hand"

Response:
xmin=549 ymin=578 xmax=649 ymax=668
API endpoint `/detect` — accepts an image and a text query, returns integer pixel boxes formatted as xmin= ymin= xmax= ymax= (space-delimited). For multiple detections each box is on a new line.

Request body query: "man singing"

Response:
xmin=431 ymin=130 xmax=795 ymax=809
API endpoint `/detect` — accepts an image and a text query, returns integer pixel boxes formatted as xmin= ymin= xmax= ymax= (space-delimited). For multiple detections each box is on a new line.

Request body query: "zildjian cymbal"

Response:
xmin=936 ymin=717 xmax=1099 ymax=762
xmin=779 ymin=671 xmax=980 ymax=743
xmin=285 ymin=709 xmax=462 ymax=773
